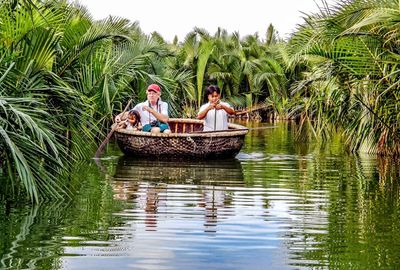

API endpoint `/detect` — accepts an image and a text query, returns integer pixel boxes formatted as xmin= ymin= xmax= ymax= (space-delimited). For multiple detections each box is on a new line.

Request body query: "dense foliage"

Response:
xmin=0 ymin=0 xmax=399 ymax=202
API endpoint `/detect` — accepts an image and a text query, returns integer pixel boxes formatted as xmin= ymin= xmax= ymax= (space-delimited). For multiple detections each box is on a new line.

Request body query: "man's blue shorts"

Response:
xmin=142 ymin=122 xmax=170 ymax=132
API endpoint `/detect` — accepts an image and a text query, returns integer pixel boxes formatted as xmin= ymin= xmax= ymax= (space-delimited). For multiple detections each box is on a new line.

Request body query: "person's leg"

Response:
xmin=142 ymin=124 xmax=152 ymax=132
xmin=150 ymin=127 xmax=161 ymax=133
xmin=159 ymin=123 xmax=171 ymax=133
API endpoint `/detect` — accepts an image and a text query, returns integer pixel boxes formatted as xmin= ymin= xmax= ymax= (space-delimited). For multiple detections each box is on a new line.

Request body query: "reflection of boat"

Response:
xmin=111 ymin=156 xmax=244 ymax=232
xmin=113 ymin=155 xmax=245 ymax=186
xmin=113 ymin=118 xmax=248 ymax=159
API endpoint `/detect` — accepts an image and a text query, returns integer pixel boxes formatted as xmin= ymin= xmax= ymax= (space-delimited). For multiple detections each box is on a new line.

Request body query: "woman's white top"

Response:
xmin=198 ymin=101 xmax=231 ymax=131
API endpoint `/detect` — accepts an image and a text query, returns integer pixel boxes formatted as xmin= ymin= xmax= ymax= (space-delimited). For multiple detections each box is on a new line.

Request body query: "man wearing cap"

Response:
xmin=115 ymin=84 xmax=171 ymax=134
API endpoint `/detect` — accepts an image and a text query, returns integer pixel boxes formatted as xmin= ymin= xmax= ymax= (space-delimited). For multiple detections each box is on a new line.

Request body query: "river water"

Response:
xmin=1 ymin=122 xmax=400 ymax=269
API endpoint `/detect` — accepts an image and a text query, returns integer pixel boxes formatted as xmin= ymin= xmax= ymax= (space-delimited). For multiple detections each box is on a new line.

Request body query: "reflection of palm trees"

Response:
xmin=0 ymin=202 xmax=68 ymax=269
xmin=1 ymin=206 xmax=39 ymax=268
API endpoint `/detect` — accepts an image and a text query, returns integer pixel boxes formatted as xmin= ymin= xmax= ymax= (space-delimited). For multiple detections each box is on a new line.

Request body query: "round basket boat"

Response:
xmin=113 ymin=118 xmax=248 ymax=159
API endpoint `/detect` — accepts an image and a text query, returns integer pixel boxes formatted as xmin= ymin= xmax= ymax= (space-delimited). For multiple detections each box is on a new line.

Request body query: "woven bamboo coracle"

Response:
xmin=113 ymin=118 xmax=248 ymax=159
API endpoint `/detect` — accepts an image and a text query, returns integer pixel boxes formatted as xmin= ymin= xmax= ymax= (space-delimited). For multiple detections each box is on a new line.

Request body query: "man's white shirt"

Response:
xmin=133 ymin=100 xmax=169 ymax=125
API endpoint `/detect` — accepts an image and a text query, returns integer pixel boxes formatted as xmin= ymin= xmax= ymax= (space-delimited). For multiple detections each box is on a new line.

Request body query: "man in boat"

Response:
xmin=197 ymin=85 xmax=235 ymax=131
xmin=115 ymin=84 xmax=171 ymax=134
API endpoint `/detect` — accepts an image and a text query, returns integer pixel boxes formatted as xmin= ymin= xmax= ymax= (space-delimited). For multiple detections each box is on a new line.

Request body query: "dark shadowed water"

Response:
xmin=1 ymin=122 xmax=400 ymax=269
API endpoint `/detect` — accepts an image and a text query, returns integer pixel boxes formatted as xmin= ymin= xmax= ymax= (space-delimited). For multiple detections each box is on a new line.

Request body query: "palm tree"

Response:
xmin=288 ymin=0 xmax=400 ymax=155
xmin=0 ymin=65 xmax=71 ymax=202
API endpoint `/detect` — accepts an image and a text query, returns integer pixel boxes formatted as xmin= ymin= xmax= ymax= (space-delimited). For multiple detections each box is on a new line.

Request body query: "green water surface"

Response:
xmin=1 ymin=122 xmax=400 ymax=270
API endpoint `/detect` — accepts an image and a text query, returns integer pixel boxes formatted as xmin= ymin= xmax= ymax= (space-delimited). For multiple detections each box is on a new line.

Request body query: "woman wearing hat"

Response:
xmin=115 ymin=84 xmax=171 ymax=134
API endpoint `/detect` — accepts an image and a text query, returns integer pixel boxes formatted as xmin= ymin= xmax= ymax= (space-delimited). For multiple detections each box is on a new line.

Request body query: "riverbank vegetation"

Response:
xmin=1 ymin=0 xmax=399 ymax=202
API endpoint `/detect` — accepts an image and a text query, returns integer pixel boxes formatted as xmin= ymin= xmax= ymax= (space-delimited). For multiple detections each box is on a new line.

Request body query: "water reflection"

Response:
xmin=3 ymin=124 xmax=400 ymax=270
xmin=0 ymin=201 xmax=73 ymax=270
xmin=113 ymin=156 xmax=245 ymax=184
xmin=112 ymin=156 xmax=244 ymax=233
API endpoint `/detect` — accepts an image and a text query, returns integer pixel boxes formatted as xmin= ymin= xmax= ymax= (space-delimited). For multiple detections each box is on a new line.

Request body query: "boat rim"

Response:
xmin=113 ymin=118 xmax=249 ymax=138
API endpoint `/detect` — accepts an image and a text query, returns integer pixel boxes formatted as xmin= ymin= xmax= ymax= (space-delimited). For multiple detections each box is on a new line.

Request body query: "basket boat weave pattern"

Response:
xmin=114 ymin=118 xmax=248 ymax=159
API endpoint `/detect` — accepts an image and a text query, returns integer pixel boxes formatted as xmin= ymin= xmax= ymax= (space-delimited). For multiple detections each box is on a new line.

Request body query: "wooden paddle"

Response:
xmin=95 ymin=99 xmax=133 ymax=158
xmin=213 ymin=99 xmax=220 ymax=131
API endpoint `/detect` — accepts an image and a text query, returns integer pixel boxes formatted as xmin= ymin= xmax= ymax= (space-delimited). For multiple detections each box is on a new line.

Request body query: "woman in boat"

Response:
xmin=197 ymin=85 xmax=235 ymax=131
xmin=115 ymin=84 xmax=171 ymax=134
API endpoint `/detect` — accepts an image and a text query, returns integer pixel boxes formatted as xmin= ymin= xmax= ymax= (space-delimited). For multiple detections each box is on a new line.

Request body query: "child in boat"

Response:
xmin=119 ymin=109 xmax=142 ymax=131
xmin=197 ymin=85 xmax=235 ymax=131
xmin=114 ymin=84 xmax=171 ymax=134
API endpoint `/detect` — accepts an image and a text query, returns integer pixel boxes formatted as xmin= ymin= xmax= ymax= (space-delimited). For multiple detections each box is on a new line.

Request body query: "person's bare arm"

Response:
xmin=215 ymin=103 xmax=235 ymax=115
xmin=197 ymin=104 xmax=216 ymax=119
xmin=116 ymin=121 xmax=127 ymax=129
xmin=115 ymin=112 xmax=129 ymax=123
xmin=143 ymin=106 xmax=169 ymax=123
